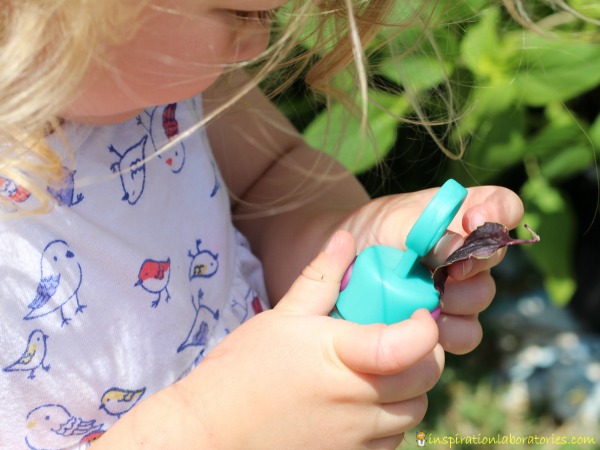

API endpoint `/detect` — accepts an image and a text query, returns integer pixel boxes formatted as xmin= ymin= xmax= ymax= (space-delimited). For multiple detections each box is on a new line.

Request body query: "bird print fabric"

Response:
xmin=0 ymin=176 xmax=31 ymax=204
xmin=99 ymin=387 xmax=146 ymax=418
xmin=3 ymin=330 xmax=50 ymax=380
xmin=25 ymin=404 xmax=104 ymax=450
xmin=135 ymin=258 xmax=171 ymax=307
xmin=0 ymin=96 xmax=269 ymax=449
xmin=24 ymin=240 xmax=85 ymax=327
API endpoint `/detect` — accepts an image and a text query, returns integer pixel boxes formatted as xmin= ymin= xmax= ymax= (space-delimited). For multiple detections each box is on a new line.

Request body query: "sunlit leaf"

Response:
xmin=380 ymin=56 xmax=452 ymax=91
xmin=303 ymin=92 xmax=410 ymax=173
xmin=518 ymin=177 xmax=577 ymax=305
xmin=567 ymin=0 xmax=600 ymax=19
xmin=539 ymin=144 xmax=594 ymax=182
xmin=505 ymin=33 xmax=600 ymax=105
xmin=460 ymin=7 xmax=504 ymax=79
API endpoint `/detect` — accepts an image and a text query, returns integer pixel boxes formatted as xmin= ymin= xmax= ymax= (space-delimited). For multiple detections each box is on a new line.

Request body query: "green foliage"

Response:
xmin=408 ymin=372 xmax=599 ymax=450
xmin=273 ymin=2 xmax=600 ymax=306
xmin=519 ymin=174 xmax=577 ymax=305
xmin=445 ymin=5 xmax=600 ymax=305
xmin=304 ymin=90 xmax=410 ymax=173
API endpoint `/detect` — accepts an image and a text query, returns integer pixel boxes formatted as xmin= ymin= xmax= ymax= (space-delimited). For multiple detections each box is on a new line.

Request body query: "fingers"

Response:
xmin=436 ymin=272 xmax=495 ymax=354
xmin=365 ymin=433 xmax=406 ymax=450
xmin=334 ymin=309 xmax=439 ymax=376
xmin=461 ymin=186 xmax=524 ymax=233
xmin=365 ymin=344 xmax=445 ymax=403
xmin=369 ymin=395 xmax=428 ymax=444
xmin=437 ymin=314 xmax=483 ymax=355
xmin=421 ymin=231 xmax=464 ymax=268
xmin=446 ymin=248 xmax=506 ymax=281
xmin=441 ymin=271 xmax=496 ymax=315
xmin=277 ymin=229 xmax=356 ymax=316
xmin=423 ymin=228 xmax=507 ymax=281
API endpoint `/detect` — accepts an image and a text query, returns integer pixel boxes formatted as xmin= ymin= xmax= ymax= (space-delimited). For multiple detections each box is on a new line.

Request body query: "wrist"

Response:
xmin=91 ymin=379 xmax=216 ymax=450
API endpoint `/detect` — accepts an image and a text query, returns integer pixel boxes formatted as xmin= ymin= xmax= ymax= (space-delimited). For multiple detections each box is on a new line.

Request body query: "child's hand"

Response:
xmin=338 ymin=185 xmax=524 ymax=355
xmin=180 ymin=230 xmax=443 ymax=450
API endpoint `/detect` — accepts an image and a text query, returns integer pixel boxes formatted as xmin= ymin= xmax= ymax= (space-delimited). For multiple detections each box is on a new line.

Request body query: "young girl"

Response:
xmin=0 ymin=1 xmax=524 ymax=449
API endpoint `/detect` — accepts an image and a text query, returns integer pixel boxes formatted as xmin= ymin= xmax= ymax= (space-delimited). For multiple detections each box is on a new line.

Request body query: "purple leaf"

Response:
xmin=433 ymin=223 xmax=540 ymax=301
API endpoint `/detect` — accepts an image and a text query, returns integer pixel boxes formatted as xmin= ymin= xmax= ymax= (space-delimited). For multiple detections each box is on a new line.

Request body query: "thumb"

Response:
xmin=335 ymin=309 xmax=439 ymax=375
xmin=276 ymin=230 xmax=357 ymax=316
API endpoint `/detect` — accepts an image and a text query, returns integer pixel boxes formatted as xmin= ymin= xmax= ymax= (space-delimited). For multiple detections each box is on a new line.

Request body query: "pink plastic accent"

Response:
xmin=431 ymin=307 xmax=441 ymax=321
xmin=340 ymin=257 xmax=357 ymax=292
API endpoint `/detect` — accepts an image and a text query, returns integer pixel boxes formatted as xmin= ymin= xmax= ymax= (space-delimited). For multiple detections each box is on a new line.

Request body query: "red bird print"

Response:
xmin=135 ymin=258 xmax=171 ymax=308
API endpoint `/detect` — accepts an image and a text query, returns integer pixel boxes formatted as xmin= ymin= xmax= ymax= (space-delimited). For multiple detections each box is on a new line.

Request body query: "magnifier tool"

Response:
xmin=332 ymin=179 xmax=468 ymax=325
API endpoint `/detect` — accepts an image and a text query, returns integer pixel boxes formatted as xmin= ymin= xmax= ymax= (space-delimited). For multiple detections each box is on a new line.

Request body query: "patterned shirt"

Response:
xmin=0 ymin=96 xmax=268 ymax=450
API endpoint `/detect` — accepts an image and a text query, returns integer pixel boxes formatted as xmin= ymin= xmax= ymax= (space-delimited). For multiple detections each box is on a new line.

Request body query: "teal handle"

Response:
xmin=396 ymin=179 xmax=468 ymax=277
xmin=335 ymin=179 xmax=468 ymax=325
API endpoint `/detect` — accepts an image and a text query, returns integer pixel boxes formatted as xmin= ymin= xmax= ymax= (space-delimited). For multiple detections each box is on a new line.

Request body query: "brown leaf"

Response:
xmin=433 ymin=223 xmax=540 ymax=301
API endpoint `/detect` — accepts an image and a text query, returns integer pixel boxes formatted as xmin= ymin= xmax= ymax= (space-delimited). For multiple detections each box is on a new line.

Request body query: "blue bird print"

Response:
xmin=46 ymin=166 xmax=84 ymax=207
xmin=230 ymin=288 xmax=264 ymax=326
xmin=210 ymin=161 xmax=220 ymax=197
xmin=24 ymin=239 xmax=85 ymax=326
xmin=25 ymin=404 xmax=103 ymax=450
xmin=109 ymin=135 xmax=147 ymax=205
xmin=178 ymin=289 xmax=219 ymax=356
xmin=3 ymin=329 xmax=50 ymax=379
xmin=99 ymin=387 xmax=146 ymax=419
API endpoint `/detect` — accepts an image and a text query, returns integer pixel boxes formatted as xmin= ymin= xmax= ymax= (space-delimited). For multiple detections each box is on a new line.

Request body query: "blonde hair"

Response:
xmin=1 ymin=1 xmax=146 ymax=212
xmin=502 ymin=0 xmax=600 ymax=36
xmin=0 ymin=0 xmax=434 ymax=213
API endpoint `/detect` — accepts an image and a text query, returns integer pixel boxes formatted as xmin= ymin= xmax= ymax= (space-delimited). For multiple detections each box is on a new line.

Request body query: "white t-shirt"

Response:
xmin=0 ymin=96 xmax=269 ymax=450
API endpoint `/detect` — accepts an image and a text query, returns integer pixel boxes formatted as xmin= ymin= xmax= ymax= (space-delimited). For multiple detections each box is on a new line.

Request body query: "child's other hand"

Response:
xmin=183 ymin=230 xmax=443 ymax=450
xmin=339 ymin=185 xmax=524 ymax=355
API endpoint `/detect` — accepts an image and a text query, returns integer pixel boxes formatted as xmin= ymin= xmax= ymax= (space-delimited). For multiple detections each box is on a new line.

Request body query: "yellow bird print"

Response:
xmin=3 ymin=329 xmax=50 ymax=379
xmin=99 ymin=387 xmax=146 ymax=418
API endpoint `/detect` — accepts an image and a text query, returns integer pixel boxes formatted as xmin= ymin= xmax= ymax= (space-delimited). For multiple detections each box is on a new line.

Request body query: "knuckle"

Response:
xmin=459 ymin=320 xmax=483 ymax=354
xmin=475 ymin=272 xmax=496 ymax=306
xmin=301 ymin=262 xmax=326 ymax=282
xmin=419 ymin=356 xmax=443 ymax=392
xmin=410 ymin=394 xmax=429 ymax=425
xmin=373 ymin=326 xmax=402 ymax=374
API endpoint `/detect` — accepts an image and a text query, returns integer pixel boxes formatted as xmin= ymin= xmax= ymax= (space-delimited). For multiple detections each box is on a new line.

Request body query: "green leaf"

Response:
xmin=435 ymin=0 xmax=491 ymax=22
xmin=458 ymin=81 xmax=520 ymax=136
xmin=460 ymin=7 xmax=504 ymax=80
xmin=524 ymin=121 xmax=590 ymax=157
xmin=303 ymin=92 xmax=411 ymax=173
xmin=589 ymin=113 xmax=600 ymax=150
xmin=457 ymin=111 xmax=527 ymax=183
xmin=459 ymin=7 xmax=600 ymax=106
xmin=275 ymin=3 xmax=340 ymax=54
xmin=538 ymin=143 xmax=594 ymax=182
xmin=518 ymin=177 xmax=577 ymax=306
xmin=505 ymin=32 xmax=600 ymax=105
xmin=521 ymin=105 xmax=595 ymax=182
xmin=380 ymin=55 xmax=451 ymax=91
xmin=379 ymin=24 xmax=460 ymax=92
xmin=567 ymin=0 xmax=600 ymax=19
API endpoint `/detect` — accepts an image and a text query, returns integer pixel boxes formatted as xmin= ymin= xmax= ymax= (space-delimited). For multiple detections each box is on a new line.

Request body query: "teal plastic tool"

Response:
xmin=332 ymin=179 xmax=468 ymax=325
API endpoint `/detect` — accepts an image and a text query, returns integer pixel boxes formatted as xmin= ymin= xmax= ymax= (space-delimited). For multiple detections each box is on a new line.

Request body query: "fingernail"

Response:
xmin=462 ymin=258 xmax=474 ymax=277
xmin=324 ymin=231 xmax=341 ymax=255
xmin=469 ymin=212 xmax=486 ymax=232
xmin=433 ymin=233 xmax=462 ymax=257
